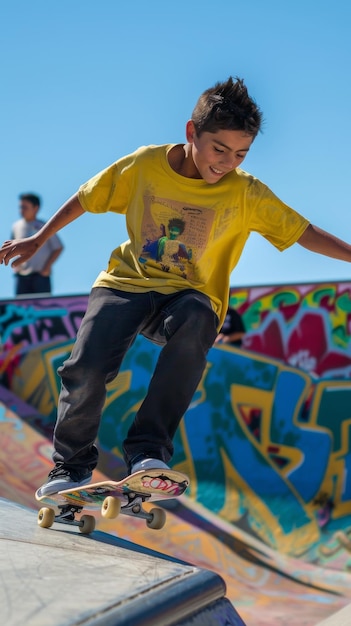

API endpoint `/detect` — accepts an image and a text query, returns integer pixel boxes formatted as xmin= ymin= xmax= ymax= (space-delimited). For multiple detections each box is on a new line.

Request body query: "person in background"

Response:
xmin=11 ymin=193 xmax=63 ymax=296
xmin=215 ymin=306 xmax=246 ymax=347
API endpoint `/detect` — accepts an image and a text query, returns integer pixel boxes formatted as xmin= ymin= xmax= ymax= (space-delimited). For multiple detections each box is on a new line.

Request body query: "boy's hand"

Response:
xmin=40 ymin=268 xmax=51 ymax=277
xmin=0 ymin=236 xmax=41 ymax=268
xmin=215 ymin=333 xmax=226 ymax=343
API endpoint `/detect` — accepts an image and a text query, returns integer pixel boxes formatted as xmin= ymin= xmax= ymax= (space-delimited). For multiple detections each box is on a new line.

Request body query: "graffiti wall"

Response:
xmin=1 ymin=282 xmax=351 ymax=570
xmin=231 ymin=282 xmax=351 ymax=378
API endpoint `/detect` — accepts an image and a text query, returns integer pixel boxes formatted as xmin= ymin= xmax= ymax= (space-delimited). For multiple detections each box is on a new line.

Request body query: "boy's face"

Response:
xmin=186 ymin=121 xmax=254 ymax=184
xmin=20 ymin=200 xmax=39 ymax=222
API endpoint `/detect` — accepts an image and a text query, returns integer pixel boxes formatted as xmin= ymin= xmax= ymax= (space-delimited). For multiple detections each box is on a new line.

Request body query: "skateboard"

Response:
xmin=35 ymin=468 xmax=189 ymax=534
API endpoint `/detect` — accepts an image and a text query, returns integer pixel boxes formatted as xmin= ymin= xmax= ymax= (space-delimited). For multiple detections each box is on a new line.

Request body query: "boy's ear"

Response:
xmin=186 ymin=120 xmax=196 ymax=143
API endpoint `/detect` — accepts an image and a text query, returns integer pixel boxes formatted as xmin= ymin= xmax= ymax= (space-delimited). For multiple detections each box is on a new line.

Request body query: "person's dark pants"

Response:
xmin=15 ymin=272 xmax=51 ymax=296
xmin=53 ymin=287 xmax=218 ymax=471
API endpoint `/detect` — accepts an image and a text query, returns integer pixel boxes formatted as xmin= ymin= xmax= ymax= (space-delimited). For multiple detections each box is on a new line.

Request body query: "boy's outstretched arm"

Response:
xmin=0 ymin=193 xmax=85 ymax=269
xmin=297 ymin=224 xmax=351 ymax=262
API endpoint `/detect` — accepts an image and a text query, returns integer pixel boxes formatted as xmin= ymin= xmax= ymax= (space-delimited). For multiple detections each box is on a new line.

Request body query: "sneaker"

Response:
xmin=130 ymin=454 xmax=170 ymax=475
xmin=37 ymin=465 xmax=93 ymax=497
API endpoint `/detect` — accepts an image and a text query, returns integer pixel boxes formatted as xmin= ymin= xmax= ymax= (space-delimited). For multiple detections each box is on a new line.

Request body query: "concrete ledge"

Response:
xmin=317 ymin=603 xmax=351 ymax=626
xmin=0 ymin=498 xmax=245 ymax=626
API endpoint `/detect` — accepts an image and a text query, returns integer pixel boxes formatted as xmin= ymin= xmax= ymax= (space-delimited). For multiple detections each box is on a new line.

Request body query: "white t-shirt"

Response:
xmin=11 ymin=218 xmax=63 ymax=276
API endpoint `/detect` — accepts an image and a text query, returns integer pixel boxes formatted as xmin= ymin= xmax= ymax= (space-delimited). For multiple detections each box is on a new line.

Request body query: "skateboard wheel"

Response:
xmin=147 ymin=507 xmax=166 ymax=530
xmin=79 ymin=515 xmax=96 ymax=534
xmin=101 ymin=496 xmax=121 ymax=519
xmin=38 ymin=507 xmax=55 ymax=528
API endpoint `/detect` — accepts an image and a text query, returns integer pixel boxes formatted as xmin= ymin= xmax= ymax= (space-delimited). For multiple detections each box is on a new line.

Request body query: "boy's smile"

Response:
xmin=173 ymin=121 xmax=254 ymax=184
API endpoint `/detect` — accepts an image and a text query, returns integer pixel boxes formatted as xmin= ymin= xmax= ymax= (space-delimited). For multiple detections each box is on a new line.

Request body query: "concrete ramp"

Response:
xmin=0 ymin=499 xmax=244 ymax=626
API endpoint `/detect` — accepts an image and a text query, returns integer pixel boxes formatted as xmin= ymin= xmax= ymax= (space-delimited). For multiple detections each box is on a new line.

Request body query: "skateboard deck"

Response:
xmin=35 ymin=468 xmax=189 ymax=534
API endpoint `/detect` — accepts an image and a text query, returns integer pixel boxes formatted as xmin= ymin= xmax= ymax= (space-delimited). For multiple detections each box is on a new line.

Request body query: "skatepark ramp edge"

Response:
xmin=0 ymin=499 xmax=245 ymax=626
xmin=316 ymin=603 xmax=351 ymax=626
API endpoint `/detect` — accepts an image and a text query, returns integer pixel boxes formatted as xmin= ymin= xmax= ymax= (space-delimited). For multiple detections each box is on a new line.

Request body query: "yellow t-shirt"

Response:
xmin=78 ymin=144 xmax=309 ymax=327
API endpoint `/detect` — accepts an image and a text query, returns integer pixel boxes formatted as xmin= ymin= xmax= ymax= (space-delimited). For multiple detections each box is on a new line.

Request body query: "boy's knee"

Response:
xmin=165 ymin=294 xmax=218 ymax=343
xmin=181 ymin=297 xmax=215 ymax=324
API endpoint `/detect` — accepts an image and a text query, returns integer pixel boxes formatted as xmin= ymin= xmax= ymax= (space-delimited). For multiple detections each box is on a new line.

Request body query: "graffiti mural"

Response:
xmin=1 ymin=283 xmax=351 ymax=576
xmin=0 ymin=295 xmax=88 ymax=388
xmin=231 ymin=282 xmax=351 ymax=377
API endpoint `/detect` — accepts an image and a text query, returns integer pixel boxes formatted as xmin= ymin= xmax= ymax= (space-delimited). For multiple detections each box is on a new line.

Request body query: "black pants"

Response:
xmin=15 ymin=272 xmax=51 ymax=295
xmin=53 ymin=287 xmax=218 ymax=470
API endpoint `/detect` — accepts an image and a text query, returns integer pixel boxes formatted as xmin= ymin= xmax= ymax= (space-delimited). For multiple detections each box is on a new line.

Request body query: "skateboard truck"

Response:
xmin=120 ymin=493 xmax=155 ymax=521
xmin=38 ymin=503 xmax=97 ymax=534
xmin=101 ymin=492 xmax=167 ymax=529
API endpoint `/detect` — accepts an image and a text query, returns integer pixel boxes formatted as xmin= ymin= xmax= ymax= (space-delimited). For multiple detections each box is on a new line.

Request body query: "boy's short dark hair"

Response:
xmin=19 ymin=193 xmax=41 ymax=208
xmin=192 ymin=76 xmax=262 ymax=137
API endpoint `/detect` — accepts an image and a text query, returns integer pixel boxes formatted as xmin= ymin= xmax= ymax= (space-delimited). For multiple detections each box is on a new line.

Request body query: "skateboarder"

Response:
xmin=1 ymin=76 xmax=351 ymax=497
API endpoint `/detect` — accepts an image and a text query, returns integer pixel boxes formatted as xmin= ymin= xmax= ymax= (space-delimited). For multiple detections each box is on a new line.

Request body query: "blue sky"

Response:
xmin=1 ymin=0 xmax=351 ymax=298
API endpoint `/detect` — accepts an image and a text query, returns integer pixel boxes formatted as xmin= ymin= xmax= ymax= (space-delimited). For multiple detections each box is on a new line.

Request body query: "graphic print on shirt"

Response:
xmin=138 ymin=194 xmax=216 ymax=281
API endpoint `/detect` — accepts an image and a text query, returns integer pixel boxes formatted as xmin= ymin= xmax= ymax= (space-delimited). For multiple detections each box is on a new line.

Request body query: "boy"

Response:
xmin=11 ymin=193 xmax=63 ymax=296
xmin=1 ymin=77 xmax=351 ymax=496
